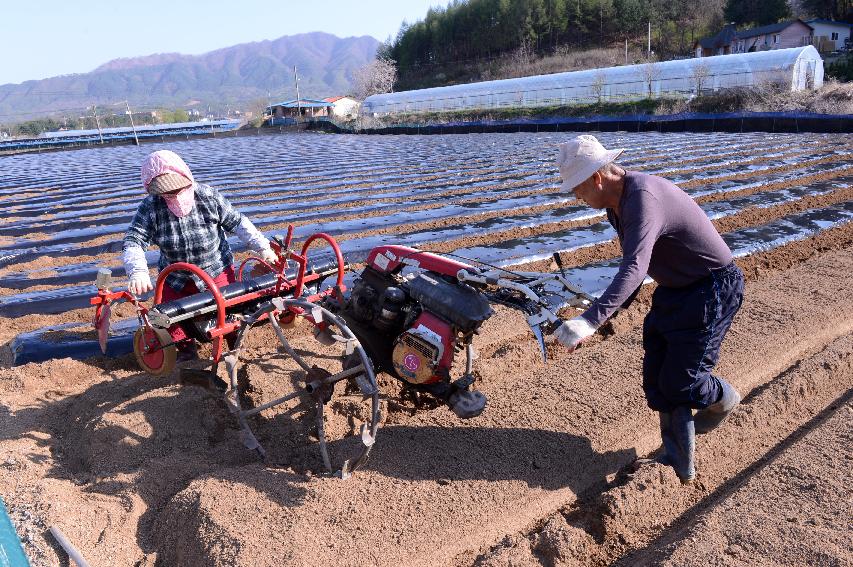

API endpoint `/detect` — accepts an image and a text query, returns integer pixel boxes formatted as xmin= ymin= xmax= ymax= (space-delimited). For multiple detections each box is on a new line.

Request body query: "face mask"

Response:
xmin=161 ymin=185 xmax=195 ymax=217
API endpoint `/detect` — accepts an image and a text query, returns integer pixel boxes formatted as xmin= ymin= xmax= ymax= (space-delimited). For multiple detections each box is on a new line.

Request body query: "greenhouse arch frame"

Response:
xmin=362 ymin=46 xmax=824 ymax=115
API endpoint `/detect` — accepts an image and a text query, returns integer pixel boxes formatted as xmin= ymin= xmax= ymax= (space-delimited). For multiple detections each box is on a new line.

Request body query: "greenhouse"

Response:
xmin=362 ymin=46 xmax=824 ymax=115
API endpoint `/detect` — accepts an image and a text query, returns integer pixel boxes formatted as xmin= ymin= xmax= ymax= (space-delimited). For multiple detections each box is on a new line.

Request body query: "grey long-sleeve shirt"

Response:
xmin=581 ymin=171 xmax=733 ymax=327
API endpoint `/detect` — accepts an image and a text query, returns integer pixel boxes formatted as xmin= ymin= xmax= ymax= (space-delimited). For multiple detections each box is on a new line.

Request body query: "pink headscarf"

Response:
xmin=141 ymin=150 xmax=195 ymax=188
xmin=141 ymin=150 xmax=196 ymax=217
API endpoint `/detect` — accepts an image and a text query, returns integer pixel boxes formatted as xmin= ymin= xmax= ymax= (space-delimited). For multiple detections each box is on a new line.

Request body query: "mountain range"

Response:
xmin=0 ymin=32 xmax=380 ymax=121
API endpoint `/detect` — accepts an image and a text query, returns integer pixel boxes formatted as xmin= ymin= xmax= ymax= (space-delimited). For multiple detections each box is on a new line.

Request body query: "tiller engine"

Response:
xmin=332 ymin=245 xmax=592 ymax=420
xmin=91 ymin=229 xmax=591 ymax=478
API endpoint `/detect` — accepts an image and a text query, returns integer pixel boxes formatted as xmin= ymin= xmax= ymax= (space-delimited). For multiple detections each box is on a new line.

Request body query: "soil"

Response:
xmin=627 ymin=399 xmax=853 ymax=567
xmin=1 ymin=132 xmax=851 ymax=567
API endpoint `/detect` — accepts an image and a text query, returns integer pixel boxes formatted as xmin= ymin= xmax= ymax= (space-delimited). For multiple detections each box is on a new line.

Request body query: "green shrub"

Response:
xmin=826 ymin=54 xmax=853 ymax=83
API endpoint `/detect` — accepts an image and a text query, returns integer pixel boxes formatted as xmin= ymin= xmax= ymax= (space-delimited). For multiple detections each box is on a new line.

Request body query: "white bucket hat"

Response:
xmin=557 ymin=135 xmax=624 ymax=192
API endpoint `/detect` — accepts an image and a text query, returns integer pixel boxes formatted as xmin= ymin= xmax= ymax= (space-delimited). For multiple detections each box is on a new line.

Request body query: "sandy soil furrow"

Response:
xmin=629 ymin=399 xmax=853 ymax=567
xmin=148 ymin=236 xmax=853 ymax=567
xmin=472 ymin=331 xmax=853 ymax=566
xmin=1 ymin=230 xmax=846 ymax=566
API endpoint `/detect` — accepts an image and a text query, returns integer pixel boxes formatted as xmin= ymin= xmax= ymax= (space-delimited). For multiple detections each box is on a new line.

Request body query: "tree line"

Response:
xmin=381 ymin=0 xmax=851 ymax=89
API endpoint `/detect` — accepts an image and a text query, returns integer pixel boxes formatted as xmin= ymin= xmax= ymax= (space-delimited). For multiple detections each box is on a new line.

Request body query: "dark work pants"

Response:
xmin=642 ymin=263 xmax=745 ymax=413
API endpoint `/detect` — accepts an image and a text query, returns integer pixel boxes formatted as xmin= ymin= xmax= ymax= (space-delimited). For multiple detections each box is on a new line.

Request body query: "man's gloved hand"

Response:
xmin=260 ymin=248 xmax=278 ymax=265
xmin=128 ymin=273 xmax=153 ymax=295
xmin=554 ymin=316 xmax=597 ymax=351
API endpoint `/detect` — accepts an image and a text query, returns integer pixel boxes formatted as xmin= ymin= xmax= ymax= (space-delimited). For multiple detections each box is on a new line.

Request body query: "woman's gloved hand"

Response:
xmin=260 ymin=248 xmax=278 ymax=265
xmin=554 ymin=316 xmax=597 ymax=351
xmin=128 ymin=273 xmax=153 ymax=295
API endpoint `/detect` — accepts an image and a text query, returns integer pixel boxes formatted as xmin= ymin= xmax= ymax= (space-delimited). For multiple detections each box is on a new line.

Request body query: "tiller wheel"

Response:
xmin=224 ymin=297 xmax=380 ymax=479
xmin=133 ymin=326 xmax=176 ymax=376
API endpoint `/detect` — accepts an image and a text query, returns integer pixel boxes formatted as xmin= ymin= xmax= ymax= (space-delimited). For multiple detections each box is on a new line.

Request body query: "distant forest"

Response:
xmin=382 ymin=0 xmax=852 ymax=89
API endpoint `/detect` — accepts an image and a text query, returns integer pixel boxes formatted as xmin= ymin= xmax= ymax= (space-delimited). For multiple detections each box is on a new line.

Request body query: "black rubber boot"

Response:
xmin=670 ymin=405 xmax=696 ymax=484
xmin=694 ymin=377 xmax=741 ymax=434
xmin=658 ymin=411 xmax=678 ymax=468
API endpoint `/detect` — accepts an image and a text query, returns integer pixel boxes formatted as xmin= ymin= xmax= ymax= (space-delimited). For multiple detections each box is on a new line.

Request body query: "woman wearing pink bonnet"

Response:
xmin=122 ymin=149 xmax=277 ymax=361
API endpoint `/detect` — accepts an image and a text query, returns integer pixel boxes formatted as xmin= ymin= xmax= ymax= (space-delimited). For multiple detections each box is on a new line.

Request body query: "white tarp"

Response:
xmin=363 ymin=46 xmax=825 ymax=115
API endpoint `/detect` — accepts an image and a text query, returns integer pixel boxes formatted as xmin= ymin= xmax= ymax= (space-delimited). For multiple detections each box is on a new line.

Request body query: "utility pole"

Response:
xmin=294 ymin=66 xmax=301 ymax=120
xmin=648 ymin=22 xmax=651 ymax=58
xmin=92 ymin=105 xmax=104 ymax=143
xmin=625 ymin=39 xmax=628 ymax=65
xmin=125 ymin=100 xmax=139 ymax=146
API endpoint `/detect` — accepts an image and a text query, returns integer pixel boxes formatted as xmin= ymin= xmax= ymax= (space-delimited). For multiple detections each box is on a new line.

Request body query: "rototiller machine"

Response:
xmin=90 ymin=226 xmax=592 ymax=477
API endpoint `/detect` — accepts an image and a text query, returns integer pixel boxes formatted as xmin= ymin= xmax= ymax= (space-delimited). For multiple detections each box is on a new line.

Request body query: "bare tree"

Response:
xmin=642 ymin=61 xmax=662 ymax=99
xmin=690 ymin=61 xmax=711 ymax=95
xmin=591 ymin=70 xmax=608 ymax=103
xmin=352 ymin=58 xmax=398 ymax=100
xmin=499 ymin=38 xmax=536 ymax=79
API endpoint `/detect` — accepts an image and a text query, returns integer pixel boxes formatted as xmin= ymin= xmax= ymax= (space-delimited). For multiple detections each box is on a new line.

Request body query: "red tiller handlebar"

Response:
xmin=154 ymin=262 xmax=228 ymax=331
xmin=300 ymin=232 xmax=346 ymax=290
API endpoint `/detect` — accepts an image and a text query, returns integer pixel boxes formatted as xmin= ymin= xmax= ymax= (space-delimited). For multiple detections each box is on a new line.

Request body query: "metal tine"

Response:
xmin=310 ymin=364 xmax=365 ymax=387
xmin=269 ymin=315 xmax=313 ymax=372
xmin=241 ymin=390 xmax=303 ymax=418
xmin=316 ymin=402 xmax=333 ymax=473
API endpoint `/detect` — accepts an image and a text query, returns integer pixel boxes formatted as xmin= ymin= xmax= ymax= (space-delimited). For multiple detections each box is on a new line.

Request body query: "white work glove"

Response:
xmin=128 ymin=272 xmax=153 ymax=295
xmin=554 ymin=316 xmax=597 ymax=351
xmin=260 ymin=247 xmax=278 ymax=264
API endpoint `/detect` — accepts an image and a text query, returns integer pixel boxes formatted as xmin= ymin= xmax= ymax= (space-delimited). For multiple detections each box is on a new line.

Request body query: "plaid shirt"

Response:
xmin=124 ymin=183 xmax=243 ymax=291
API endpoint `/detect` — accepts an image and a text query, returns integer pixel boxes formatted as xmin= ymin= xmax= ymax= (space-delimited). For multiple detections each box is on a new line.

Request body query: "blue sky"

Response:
xmin=0 ymin=0 xmax=444 ymax=85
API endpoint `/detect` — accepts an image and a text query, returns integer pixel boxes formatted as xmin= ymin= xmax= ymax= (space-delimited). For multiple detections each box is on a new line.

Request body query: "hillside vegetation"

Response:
xmin=382 ymin=0 xmax=850 ymax=91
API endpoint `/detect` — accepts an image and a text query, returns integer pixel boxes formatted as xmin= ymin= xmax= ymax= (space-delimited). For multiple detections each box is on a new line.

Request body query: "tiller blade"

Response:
xmin=94 ymin=302 xmax=112 ymax=354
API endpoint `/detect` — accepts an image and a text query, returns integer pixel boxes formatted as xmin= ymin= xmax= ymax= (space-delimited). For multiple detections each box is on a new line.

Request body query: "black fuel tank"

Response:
xmin=405 ymin=272 xmax=493 ymax=331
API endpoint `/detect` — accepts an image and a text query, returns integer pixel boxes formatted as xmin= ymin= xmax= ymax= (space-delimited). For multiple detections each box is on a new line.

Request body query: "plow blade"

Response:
xmin=94 ymin=302 xmax=111 ymax=354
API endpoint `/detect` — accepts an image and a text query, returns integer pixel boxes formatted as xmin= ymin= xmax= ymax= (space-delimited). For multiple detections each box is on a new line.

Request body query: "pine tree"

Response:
xmin=724 ymin=0 xmax=791 ymax=26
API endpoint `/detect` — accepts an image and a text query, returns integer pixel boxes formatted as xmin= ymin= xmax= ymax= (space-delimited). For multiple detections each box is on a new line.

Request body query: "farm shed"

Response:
xmin=362 ymin=46 xmax=824 ymax=115
xmin=324 ymin=96 xmax=360 ymax=118
xmin=267 ymin=99 xmax=333 ymax=119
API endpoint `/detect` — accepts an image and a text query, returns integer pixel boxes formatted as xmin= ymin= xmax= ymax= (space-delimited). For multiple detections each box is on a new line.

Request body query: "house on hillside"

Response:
xmin=266 ymin=99 xmax=333 ymax=121
xmin=695 ymin=20 xmax=814 ymax=57
xmin=323 ymin=96 xmax=359 ymax=118
xmin=806 ymin=19 xmax=853 ymax=52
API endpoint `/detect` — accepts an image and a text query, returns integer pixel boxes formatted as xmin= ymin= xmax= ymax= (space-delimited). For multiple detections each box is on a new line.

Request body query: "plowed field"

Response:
xmin=1 ymin=131 xmax=851 ymax=566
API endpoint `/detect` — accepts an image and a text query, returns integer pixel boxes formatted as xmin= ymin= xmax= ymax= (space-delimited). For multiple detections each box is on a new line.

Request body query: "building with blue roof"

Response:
xmin=266 ymin=99 xmax=333 ymax=122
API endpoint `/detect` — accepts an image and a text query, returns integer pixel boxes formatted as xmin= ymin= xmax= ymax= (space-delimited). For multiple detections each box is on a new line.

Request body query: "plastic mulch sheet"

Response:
xmin=0 ymin=497 xmax=29 ymax=567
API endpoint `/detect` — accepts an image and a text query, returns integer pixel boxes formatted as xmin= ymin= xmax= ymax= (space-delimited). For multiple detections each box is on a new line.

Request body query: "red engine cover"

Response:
xmin=367 ymin=245 xmax=473 ymax=278
xmin=392 ymin=311 xmax=455 ymax=384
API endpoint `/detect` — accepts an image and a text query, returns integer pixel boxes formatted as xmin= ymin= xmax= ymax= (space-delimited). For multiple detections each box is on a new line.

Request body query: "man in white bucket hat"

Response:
xmin=553 ymin=134 xmax=745 ymax=484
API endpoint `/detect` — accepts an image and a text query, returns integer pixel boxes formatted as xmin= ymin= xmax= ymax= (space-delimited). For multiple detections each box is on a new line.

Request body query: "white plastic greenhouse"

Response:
xmin=362 ymin=46 xmax=824 ymax=115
